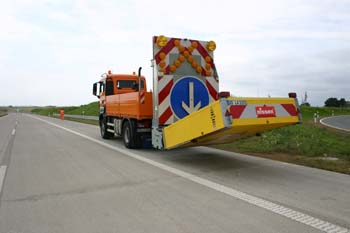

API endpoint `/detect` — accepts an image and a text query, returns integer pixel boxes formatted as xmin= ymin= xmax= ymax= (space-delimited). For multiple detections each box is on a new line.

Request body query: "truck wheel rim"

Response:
xmin=101 ymin=122 xmax=105 ymax=135
xmin=124 ymin=127 xmax=130 ymax=144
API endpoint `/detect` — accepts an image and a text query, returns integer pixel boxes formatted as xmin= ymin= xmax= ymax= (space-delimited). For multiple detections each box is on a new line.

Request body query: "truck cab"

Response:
xmin=93 ymin=70 xmax=153 ymax=148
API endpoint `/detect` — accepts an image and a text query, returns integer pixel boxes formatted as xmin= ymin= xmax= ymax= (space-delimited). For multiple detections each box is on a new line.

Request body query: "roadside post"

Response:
xmin=314 ymin=113 xmax=317 ymax=124
xmin=60 ymin=109 xmax=64 ymax=120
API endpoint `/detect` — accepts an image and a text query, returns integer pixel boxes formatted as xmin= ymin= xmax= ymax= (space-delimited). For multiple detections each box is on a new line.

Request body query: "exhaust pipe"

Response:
xmin=138 ymin=67 xmax=142 ymax=92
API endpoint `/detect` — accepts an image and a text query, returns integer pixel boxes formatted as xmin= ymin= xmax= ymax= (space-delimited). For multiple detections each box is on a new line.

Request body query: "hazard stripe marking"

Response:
xmin=227 ymin=105 xmax=247 ymax=119
xmin=159 ymin=107 xmax=173 ymax=125
xmin=206 ymin=80 xmax=218 ymax=100
xmin=281 ymin=104 xmax=298 ymax=116
xmin=158 ymin=80 xmax=174 ymax=105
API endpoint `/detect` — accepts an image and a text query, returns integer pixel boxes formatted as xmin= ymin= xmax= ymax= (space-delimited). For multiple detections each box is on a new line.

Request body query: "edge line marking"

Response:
xmin=0 ymin=166 xmax=7 ymax=193
xmin=320 ymin=116 xmax=350 ymax=132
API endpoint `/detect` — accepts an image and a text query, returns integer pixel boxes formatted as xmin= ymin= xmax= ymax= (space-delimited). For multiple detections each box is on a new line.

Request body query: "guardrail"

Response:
xmin=53 ymin=113 xmax=98 ymax=121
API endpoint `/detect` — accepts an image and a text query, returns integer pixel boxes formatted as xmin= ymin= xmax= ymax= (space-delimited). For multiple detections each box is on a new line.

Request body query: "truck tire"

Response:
xmin=122 ymin=120 xmax=142 ymax=149
xmin=100 ymin=116 xmax=113 ymax=139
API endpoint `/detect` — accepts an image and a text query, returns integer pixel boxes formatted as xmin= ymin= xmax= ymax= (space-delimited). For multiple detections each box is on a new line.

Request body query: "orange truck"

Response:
xmin=93 ymin=69 xmax=153 ymax=148
xmin=93 ymin=35 xmax=302 ymax=150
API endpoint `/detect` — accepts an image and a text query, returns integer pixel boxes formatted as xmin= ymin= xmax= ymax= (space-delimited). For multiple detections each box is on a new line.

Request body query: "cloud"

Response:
xmin=0 ymin=0 xmax=349 ymax=106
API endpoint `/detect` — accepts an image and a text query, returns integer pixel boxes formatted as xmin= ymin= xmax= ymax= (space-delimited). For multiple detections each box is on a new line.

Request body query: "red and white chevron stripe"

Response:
xmin=226 ymin=104 xmax=299 ymax=119
xmin=158 ymin=75 xmax=174 ymax=125
xmin=139 ymin=91 xmax=145 ymax=104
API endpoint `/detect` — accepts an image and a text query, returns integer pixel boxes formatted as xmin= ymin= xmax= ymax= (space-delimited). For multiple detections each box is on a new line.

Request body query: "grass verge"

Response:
xmin=54 ymin=116 xmax=99 ymax=126
xmin=31 ymin=102 xmax=99 ymax=116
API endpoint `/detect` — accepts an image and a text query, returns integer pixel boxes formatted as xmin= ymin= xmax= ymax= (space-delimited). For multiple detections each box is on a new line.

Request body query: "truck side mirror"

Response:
xmin=106 ymin=80 xmax=114 ymax=96
xmin=93 ymin=82 xmax=101 ymax=98
xmin=93 ymin=83 xmax=97 ymax=96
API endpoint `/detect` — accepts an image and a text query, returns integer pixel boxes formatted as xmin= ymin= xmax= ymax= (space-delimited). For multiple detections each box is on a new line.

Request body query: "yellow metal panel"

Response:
xmin=178 ymin=122 xmax=296 ymax=147
xmin=163 ymin=100 xmax=226 ymax=149
xmin=183 ymin=116 xmax=300 ymax=147
xmin=163 ymin=96 xmax=301 ymax=150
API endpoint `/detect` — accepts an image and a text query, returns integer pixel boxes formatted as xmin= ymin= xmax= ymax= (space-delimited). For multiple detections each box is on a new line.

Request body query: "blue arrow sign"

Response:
xmin=170 ymin=76 xmax=209 ymax=119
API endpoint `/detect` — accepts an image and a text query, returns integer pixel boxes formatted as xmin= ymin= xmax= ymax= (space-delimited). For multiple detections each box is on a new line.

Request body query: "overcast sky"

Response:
xmin=1 ymin=0 xmax=349 ymax=107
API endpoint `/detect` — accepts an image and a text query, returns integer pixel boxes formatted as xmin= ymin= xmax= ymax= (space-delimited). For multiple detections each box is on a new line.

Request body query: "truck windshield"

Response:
xmin=117 ymin=80 xmax=144 ymax=89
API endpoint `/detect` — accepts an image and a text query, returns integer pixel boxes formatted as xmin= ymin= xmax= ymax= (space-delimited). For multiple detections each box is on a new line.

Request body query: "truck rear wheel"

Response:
xmin=100 ymin=116 xmax=113 ymax=139
xmin=122 ymin=120 xmax=142 ymax=149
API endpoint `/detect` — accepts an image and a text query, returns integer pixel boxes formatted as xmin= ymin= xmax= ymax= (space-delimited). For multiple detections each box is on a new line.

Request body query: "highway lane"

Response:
xmin=0 ymin=114 xmax=349 ymax=233
xmin=0 ymin=113 xmax=19 ymax=163
xmin=0 ymin=113 xmax=21 ymax=197
xmin=320 ymin=115 xmax=350 ymax=132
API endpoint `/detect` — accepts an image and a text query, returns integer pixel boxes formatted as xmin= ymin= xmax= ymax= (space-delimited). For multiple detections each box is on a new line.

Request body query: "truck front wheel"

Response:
xmin=100 ymin=116 xmax=113 ymax=139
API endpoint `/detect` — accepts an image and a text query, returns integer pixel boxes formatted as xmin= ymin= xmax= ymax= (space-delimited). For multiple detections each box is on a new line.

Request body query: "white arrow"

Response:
xmin=182 ymin=82 xmax=201 ymax=114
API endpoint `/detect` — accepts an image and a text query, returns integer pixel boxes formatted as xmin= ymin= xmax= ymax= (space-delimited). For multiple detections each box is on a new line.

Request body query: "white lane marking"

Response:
xmin=0 ymin=166 xmax=7 ymax=193
xmin=29 ymin=115 xmax=349 ymax=233
xmin=320 ymin=116 xmax=350 ymax=132
xmin=11 ymin=129 xmax=16 ymax=135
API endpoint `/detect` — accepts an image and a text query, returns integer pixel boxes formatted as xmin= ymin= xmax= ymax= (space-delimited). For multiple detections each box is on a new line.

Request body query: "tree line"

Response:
xmin=324 ymin=97 xmax=348 ymax=107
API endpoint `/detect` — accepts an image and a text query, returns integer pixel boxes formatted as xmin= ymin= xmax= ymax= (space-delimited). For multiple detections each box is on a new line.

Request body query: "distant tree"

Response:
xmin=339 ymin=98 xmax=346 ymax=107
xmin=324 ymin=97 xmax=348 ymax=107
xmin=301 ymin=102 xmax=310 ymax=107
xmin=325 ymin=97 xmax=340 ymax=107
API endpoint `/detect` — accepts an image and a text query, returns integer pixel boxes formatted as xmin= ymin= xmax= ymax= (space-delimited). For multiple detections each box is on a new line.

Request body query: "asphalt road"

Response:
xmin=0 ymin=113 xmax=349 ymax=233
xmin=320 ymin=115 xmax=350 ymax=132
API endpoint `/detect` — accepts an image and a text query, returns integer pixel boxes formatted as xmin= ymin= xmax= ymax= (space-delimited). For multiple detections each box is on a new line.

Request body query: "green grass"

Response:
xmin=301 ymin=105 xmax=350 ymax=121
xmin=214 ymin=106 xmax=350 ymax=174
xmin=53 ymin=116 xmax=99 ymax=125
xmin=0 ymin=108 xmax=8 ymax=117
xmin=62 ymin=102 xmax=99 ymax=116
xmin=31 ymin=107 xmax=62 ymax=116
xmin=31 ymin=102 xmax=99 ymax=116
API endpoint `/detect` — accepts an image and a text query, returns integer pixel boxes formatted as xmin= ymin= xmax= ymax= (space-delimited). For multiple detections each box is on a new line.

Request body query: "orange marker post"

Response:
xmin=59 ymin=109 xmax=64 ymax=120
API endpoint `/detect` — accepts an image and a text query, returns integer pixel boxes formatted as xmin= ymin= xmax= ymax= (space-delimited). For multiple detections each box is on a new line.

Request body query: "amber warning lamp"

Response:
xmin=288 ymin=92 xmax=297 ymax=98
xmin=156 ymin=35 xmax=168 ymax=47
